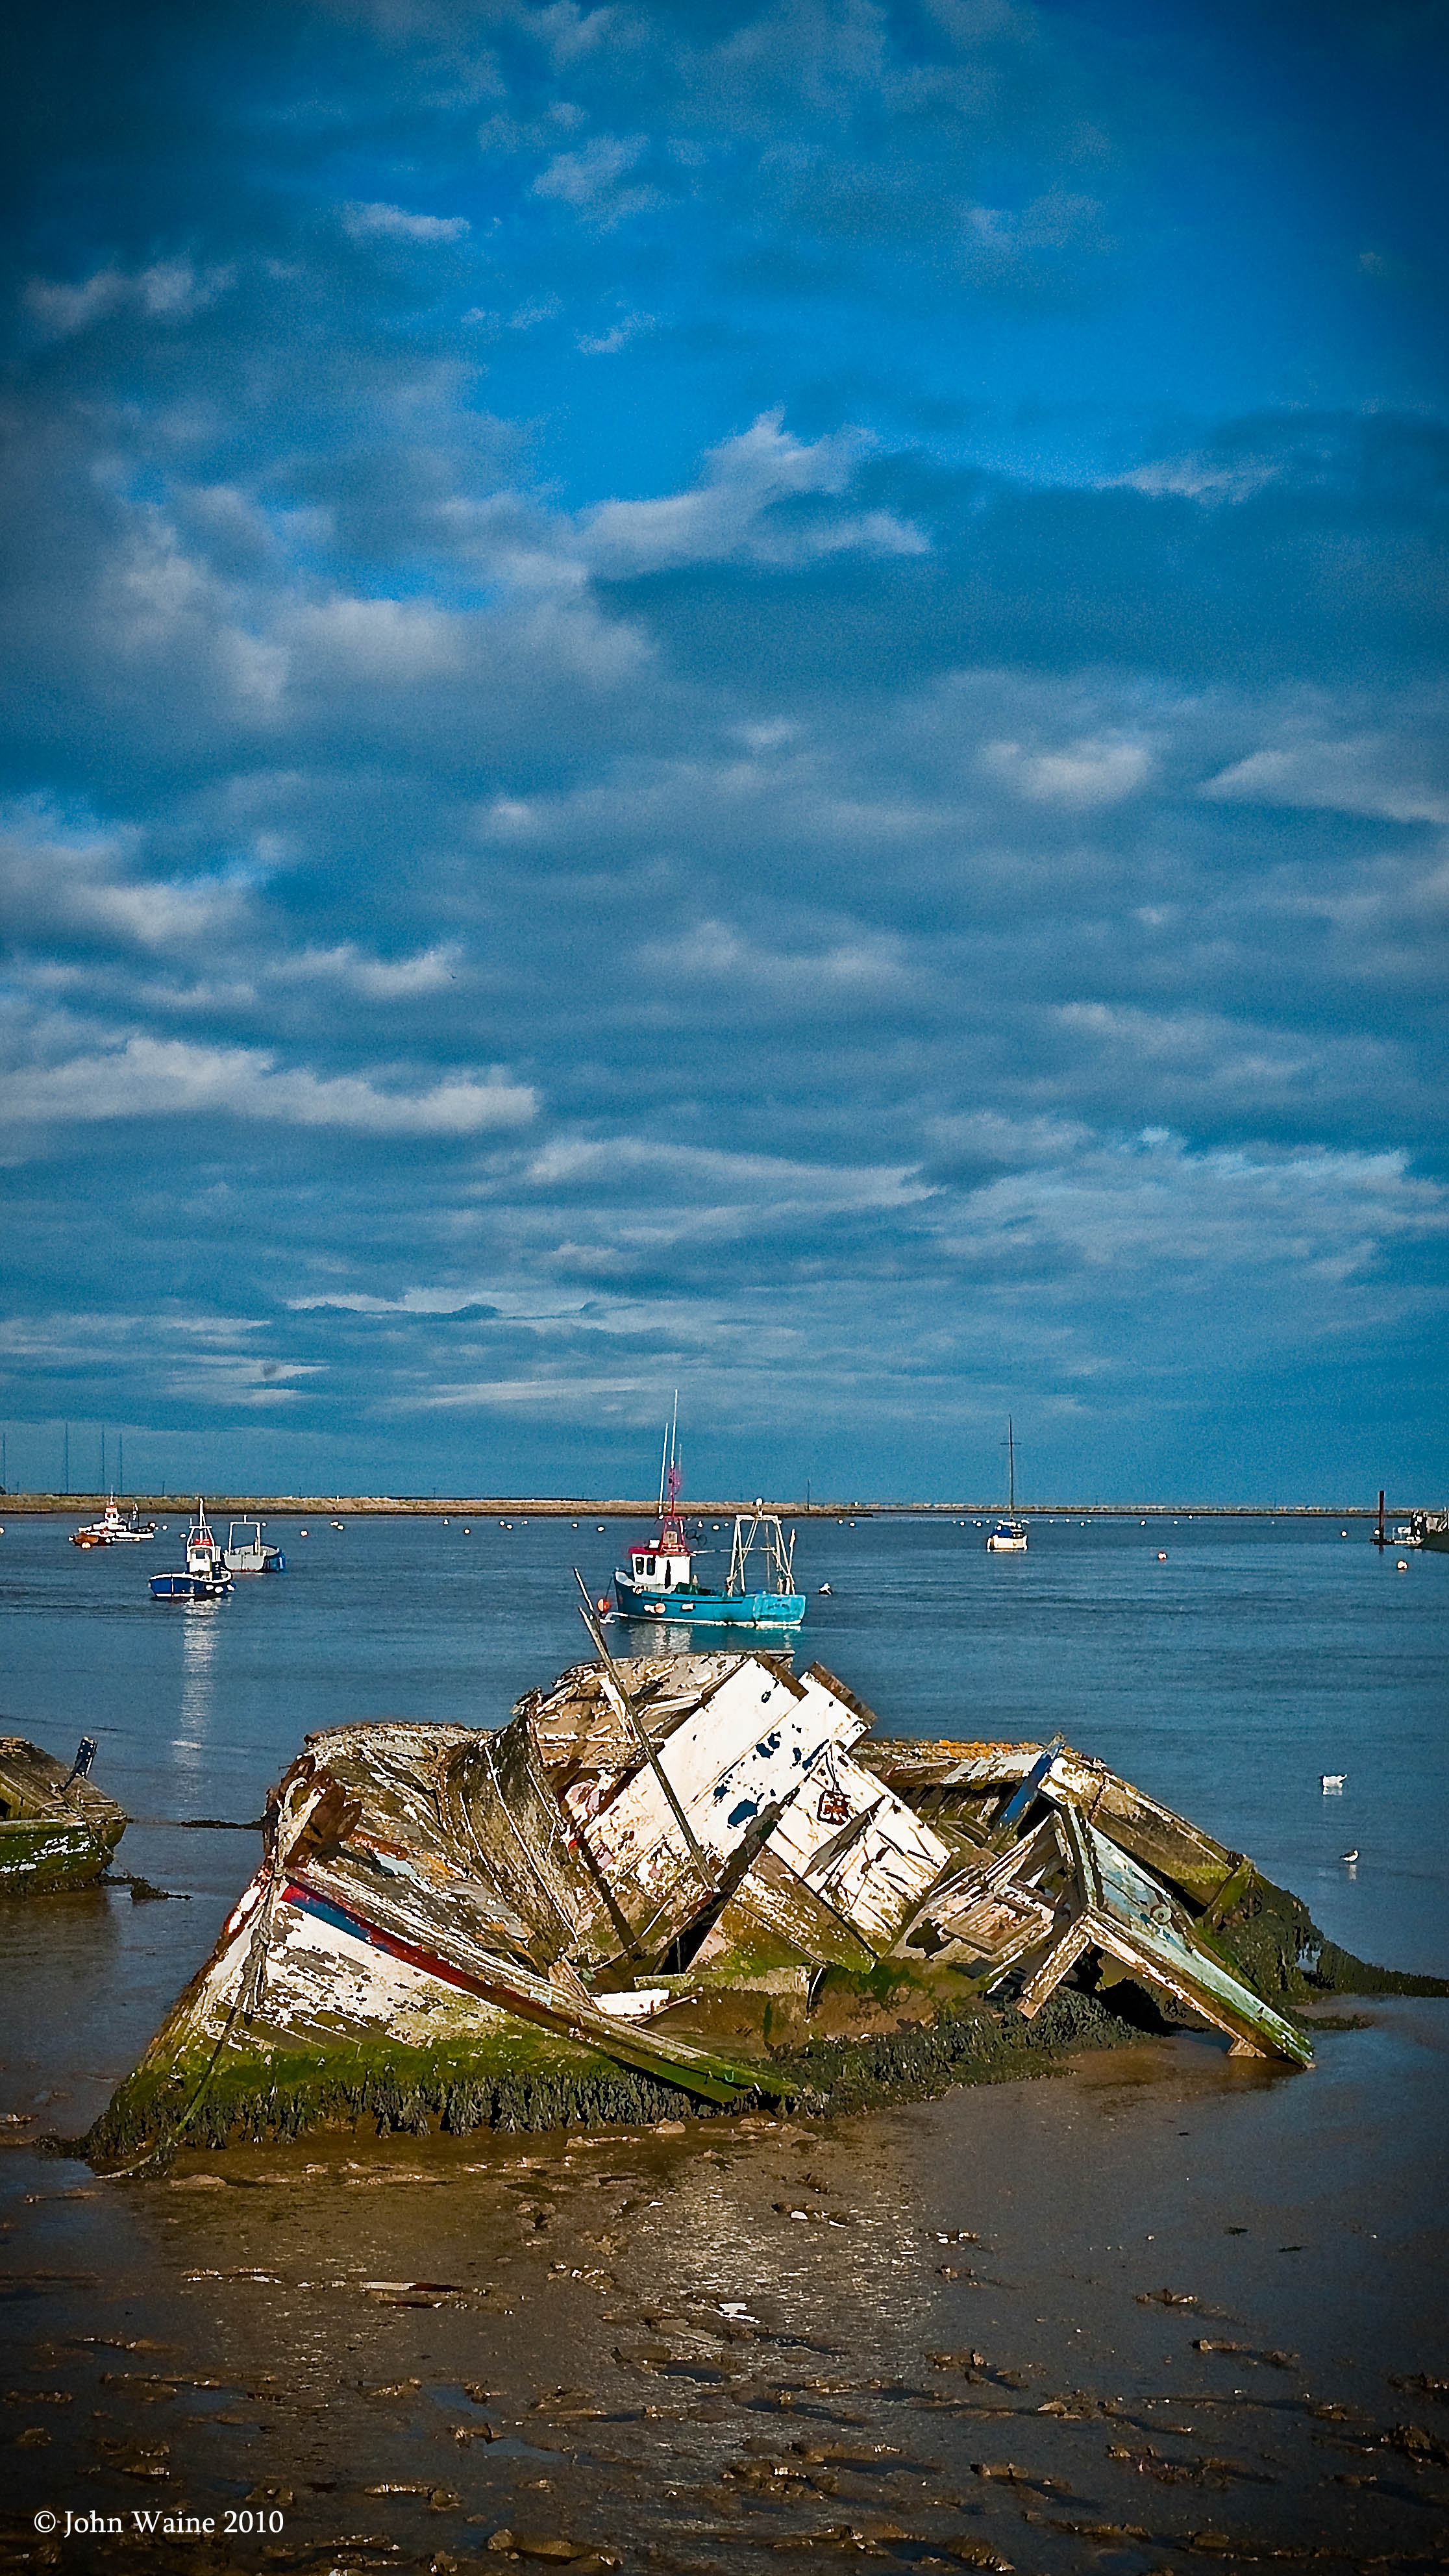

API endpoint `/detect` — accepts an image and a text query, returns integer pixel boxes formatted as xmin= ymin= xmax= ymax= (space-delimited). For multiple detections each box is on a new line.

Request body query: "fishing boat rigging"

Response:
xmin=612 ymin=1400 xmax=806 ymax=1629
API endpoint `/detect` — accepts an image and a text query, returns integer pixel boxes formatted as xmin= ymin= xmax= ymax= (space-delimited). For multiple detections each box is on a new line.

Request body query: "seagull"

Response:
xmin=818 ymin=1582 xmax=832 ymax=1594
xmin=1320 ymin=1773 xmax=1346 ymax=1792
xmin=1341 ymin=1848 xmax=1359 ymax=1864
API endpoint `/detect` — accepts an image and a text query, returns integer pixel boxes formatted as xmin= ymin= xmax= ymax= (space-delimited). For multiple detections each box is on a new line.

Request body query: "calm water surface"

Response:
xmin=2 ymin=1511 xmax=1445 ymax=2571
xmin=2 ymin=1509 xmax=1443 ymax=2109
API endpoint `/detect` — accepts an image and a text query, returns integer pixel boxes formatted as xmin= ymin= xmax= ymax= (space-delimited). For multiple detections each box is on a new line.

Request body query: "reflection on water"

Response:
xmin=4 ymin=2011 xmax=1446 ymax=2571
xmin=175 ymin=1597 xmax=221 ymax=1757
xmin=613 ymin=1616 xmax=795 ymax=1659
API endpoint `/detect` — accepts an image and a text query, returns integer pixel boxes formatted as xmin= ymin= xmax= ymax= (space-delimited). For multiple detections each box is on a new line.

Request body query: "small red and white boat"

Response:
xmin=71 ymin=1496 xmax=157 ymax=1547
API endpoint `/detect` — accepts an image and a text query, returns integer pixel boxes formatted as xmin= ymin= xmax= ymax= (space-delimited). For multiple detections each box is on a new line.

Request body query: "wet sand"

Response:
xmin=4 ymin=2003 xmax=1447 ymax=2575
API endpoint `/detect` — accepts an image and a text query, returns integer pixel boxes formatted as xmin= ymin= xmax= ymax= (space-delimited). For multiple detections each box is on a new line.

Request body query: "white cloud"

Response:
xmin=578 ymin=411 xmax=926 ymax=575
xmin=1050 ymin=1000 xmax=1399 ymax=1115
xmin=267 ymin=942 xmax=465 ymax=998
xmin=533 ymin=1 xmax=620 ymax=65
xmin=980 ymin=735 xmax=1151 ymax=805
xmin=404 ymin=1374 xmax=651 ymax=1414
xmin=0 ymin=815 xmax=251 ymax=954
xmin=928 ymin=1109 xmax=1096 ymax=1169
xmin=1 ymin=1037 xmax=536 ymax=1136
xmin=530 ymin=132 xmax=652 ymax=220
xmin=340 ymin=201 xmax=471 ymax=243
xmin=284 ymin=595 xmax=464 ymax=682
xmin=508 ymin=296 xmax=562 ymax=328
xmin=638 ymin=918 xmax=911 ymax=1000
xmin=25 ymin=260 xmax=235 ymax=338
xmin=159 ymin=1352 xmax=322 ymax=1406
xmin=1118 ymin=451 xmax=1282 ymax=505
xmin=577 ymin=308 xmax=656 ymax=354
xmin=0 ymin=1307 xmax=319 ymax=1414
xmin=1201 ymin=737 xmax=1449 ymax=825
xmin=945 ymin=1137 xmax=1447 ymax=1302
xmin=525 ymin=1133 xmax=930 ymax=1219
xmin=963 ymin=190 xmax=1107 ymax=253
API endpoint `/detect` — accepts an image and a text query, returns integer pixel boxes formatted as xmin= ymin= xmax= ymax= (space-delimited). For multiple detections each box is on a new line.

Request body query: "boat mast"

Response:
xmin=658 ymin=1392 xmax=682 ymax=1535
xmin=1008 ymin=1416 xmax=1015 ymax=1515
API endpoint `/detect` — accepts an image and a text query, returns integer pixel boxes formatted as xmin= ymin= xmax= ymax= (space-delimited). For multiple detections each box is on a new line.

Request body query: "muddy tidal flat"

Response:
xmin=2 ymin=1514 xmax=1446 ymax=2571
xmin=4 ymin=2005 xmax=1448 ymax=2576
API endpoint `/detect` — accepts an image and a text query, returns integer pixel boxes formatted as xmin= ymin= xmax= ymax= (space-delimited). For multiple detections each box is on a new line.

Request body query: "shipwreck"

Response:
xmin=0 ymin=1735 xmax=126 ymax=1896
xmin=86 ymin=1633 xmax=1433 ymax=2168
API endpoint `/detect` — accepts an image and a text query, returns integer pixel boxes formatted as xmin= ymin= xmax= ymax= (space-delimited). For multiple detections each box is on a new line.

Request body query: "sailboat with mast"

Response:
xmin=986 ymin=1417 xmax=1029 ymax=1553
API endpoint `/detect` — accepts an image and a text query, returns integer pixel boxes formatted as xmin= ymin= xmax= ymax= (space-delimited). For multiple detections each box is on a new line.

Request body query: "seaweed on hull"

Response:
xmin=0 ymin=1735 xmax=126 ymax=1896
xmin=81 ymin=1650 xmax=1443 ymax=2170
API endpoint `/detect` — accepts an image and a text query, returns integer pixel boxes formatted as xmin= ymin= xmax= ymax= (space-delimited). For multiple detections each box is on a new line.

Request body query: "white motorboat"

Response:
xmin=149 ymin=1500 xmax=234 ymax=1601
xmin=71 ymin=1496 xmax=157 ymax=1547
xmin=221 ymin=1520 xmax=287 ymax=1576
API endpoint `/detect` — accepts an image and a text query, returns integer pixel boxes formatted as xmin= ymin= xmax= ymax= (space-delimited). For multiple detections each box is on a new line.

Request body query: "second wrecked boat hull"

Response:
xmin=0 ymin=1737 xmax=127 ymax=1896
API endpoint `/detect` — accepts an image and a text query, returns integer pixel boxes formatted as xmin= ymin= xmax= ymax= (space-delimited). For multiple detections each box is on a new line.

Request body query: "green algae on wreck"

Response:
xmin=0 ymin=1735 xmax=127 ymax=1896
xmin=84 ymin=1988 xmax=1158 ymax=2167
xmin=1206 ymin=1866 xmax=1449 ymax=2003
xmin=81 ymin=1650 xmax=1442 ymax=2172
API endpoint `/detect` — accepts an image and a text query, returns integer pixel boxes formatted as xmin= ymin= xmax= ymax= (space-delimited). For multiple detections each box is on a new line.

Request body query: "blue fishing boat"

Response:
xmin=149 ymin=1500 xmax=234 ymax=1601
xmin=610 ymin=1407 xmax=805 ymax=1629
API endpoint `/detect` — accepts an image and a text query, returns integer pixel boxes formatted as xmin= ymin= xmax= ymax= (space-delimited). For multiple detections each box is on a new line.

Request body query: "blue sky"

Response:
xmin=1 ymin=0 xmax=1445 ymax=1504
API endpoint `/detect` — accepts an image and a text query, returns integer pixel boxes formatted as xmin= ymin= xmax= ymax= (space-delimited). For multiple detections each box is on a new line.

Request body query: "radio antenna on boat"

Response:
xmin=658 ymin=1390 xmax=680 ymax=1519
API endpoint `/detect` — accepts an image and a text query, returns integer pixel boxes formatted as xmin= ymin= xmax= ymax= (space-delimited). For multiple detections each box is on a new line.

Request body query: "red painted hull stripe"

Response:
xmin=280 ymin=1879 xmax=485 ymax=1994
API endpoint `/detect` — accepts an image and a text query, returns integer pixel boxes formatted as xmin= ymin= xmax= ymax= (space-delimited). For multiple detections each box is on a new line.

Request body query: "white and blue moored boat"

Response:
xmin=985 ymin=1416 xmax=1029 ymax=1554
xmin=222 ymin=1520 xmax=286 ymax=1576
xmin=612 ymin=1410 xmax=805 ymax=1630
xmin=149 ymin=1500 xmax=235 ymax=1601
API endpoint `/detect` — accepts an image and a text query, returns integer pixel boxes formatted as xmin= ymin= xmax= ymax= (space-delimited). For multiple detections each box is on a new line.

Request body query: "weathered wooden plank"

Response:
xmin=917 ymin=1816 xmax=1070 ymax=1972
xmin=761 ymin=1742 xmax=952 ymax=1953
xmin=1024 ymin=1805 xmax=1313 ymax=2066
xmin=992 ymin=1737 xmax=1067 ymax=1841
xmin=445 ymin=1717 xmax=619 ymax=1968
xmin=700 ymin=1847 xmax=878 ymax=1974
xmin=859 ymin=1737 xmax=1246 ymax=1910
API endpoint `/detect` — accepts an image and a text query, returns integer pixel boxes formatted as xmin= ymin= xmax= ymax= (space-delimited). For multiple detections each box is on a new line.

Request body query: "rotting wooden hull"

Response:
xmin=0 ymin=1738 xmax=127 ymax=1895
xmin=85 ymin=1650 xmax=1352 ymax=2166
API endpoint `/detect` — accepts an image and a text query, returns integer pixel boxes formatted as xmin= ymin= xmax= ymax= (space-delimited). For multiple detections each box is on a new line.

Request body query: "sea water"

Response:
xmin=2 ymin=1511 xmax=1445 ymax=2570
xmin=1 ymin=1509 xmax=1442 ymax=2127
